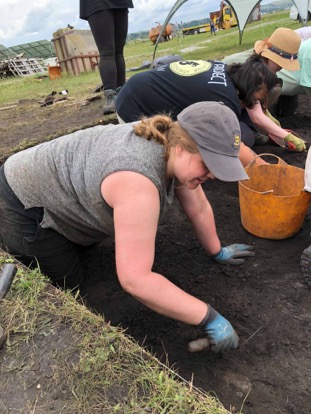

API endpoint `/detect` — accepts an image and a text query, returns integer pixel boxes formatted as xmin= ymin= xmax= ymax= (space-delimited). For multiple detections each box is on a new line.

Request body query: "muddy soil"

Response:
xmin=1 ymin=94 xmax=311 ymax=414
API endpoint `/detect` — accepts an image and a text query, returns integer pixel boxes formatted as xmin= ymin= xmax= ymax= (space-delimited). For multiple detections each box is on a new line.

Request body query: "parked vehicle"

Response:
xmin=182 ymin=23 xmax=210 ymax=36
xmin=210 ymin=2 xmax=238 ymax=30
xmin=182 ymin=2 xmax=238 ymax=35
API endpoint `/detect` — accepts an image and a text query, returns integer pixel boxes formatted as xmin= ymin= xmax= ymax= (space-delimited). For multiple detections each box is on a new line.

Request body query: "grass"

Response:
xmin=0 ymin=10 xmax=301 ymax=106
xmin=0 ymin=254 xmax=231 ymax=413
xmin=0 ymin=71 xmax=99 ymax=106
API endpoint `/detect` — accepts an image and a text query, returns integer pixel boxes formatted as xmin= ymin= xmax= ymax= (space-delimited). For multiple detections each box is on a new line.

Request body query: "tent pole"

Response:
xmin=239 ymin=29 xmax=243 ymax=45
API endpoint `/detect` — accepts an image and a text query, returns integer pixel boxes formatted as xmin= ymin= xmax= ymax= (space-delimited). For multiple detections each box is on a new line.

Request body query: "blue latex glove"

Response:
xmin=203 ymin=308 xmax=239 ymax=353
xmin=212 ymin=244 xmax=254 ymax=265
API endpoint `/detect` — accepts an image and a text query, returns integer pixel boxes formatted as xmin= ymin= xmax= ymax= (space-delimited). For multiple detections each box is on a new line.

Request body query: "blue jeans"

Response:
xmin=0 ymin=165 xmax=84 ymax=289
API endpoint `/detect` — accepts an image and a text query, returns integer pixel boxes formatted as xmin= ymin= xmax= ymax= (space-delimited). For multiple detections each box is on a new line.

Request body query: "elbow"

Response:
xmin=118 ymin=274 xmax=136 ymax=296
xmin=249 ymin=116 xmax=261 ymax=129
xmin=117 ymin=270 xmax=144 ymax=298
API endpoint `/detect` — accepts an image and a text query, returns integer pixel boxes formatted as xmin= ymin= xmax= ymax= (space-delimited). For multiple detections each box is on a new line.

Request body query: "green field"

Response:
xmin=124 ymin=10 xmax=301 ymax=66
xmin=0 ymin=10 xmax=303 ymax=106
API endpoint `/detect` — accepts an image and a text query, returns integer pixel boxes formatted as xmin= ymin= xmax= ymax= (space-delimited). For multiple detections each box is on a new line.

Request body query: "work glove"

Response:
xmin=212 ymin=244 xmax=254 ymax=265
xmin=284 ymin=132 xmax=306 ymax=152
xmin=264 ymin=109 xmax=281 ymax=127
xmin=201 ymin=306 xmax=239 ymax=353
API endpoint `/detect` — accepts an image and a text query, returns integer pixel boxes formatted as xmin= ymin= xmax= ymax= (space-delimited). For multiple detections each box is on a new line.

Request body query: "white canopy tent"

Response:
xmin=292 ymin=0 xmax=311 ymax=23
xmin=153 ymin=0 xmax=311 ymax=57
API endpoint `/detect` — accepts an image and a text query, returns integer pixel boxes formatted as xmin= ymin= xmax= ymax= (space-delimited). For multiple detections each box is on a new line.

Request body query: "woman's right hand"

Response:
xmin=284 ymin=132 xmax=306 ymax=151
xmin=202 ymin=307 xmax=239 ymax=353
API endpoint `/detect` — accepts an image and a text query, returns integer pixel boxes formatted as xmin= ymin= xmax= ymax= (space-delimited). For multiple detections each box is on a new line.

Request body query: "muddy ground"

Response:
xmin=1 ymin=93 xmax=311 ymax=414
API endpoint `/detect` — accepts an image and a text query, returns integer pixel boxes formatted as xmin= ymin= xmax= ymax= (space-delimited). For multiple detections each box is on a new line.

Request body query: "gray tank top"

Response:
xmin=4 ymin=123 xmax=175 ymax=245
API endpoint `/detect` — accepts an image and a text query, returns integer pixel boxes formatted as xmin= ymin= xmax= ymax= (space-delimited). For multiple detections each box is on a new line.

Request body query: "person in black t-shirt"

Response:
xmin=117 ymin=60 xmax=242 ymax=124
xmin=116 ymin=55 xmax=305 ymax=163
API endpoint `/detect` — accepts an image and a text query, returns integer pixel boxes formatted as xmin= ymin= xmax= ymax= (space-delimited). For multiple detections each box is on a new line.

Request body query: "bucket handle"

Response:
xmin=246 ymin=153 xmax=288 ymax=172
xmin=241 ymin=154 xmax=287 ymax=194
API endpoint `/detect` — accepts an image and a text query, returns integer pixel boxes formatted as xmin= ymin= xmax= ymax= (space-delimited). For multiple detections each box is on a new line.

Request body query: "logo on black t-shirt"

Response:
xmin=170 ymin=60 xmax=212 ymax=77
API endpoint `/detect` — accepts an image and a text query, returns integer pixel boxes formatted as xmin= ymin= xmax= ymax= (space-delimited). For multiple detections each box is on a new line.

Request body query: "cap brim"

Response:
xmin=200 ymin=148 xmax=249 ymax=182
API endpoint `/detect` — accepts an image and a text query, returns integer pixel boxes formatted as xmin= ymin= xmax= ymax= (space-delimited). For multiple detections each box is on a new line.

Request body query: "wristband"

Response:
xmin=197 ymin=305 xmax=218 ymax=327
xmin=210 ymin=248 xmax=222 ymax=258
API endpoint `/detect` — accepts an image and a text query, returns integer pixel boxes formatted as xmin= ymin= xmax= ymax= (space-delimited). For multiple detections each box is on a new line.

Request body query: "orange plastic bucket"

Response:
xmin=238 ymin=154 xmax=311 ymax=239
xmin=48 ymin=65 xmax=61 ymax=80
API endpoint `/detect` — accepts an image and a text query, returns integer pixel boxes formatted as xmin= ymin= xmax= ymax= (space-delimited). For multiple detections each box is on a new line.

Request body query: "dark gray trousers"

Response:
xmin=0 ymin=165 xmax=84 ymax=289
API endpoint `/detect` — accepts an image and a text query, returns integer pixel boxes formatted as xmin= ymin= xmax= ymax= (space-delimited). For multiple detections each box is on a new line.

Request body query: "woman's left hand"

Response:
xmin=212 ymin=244 xmax=255 ymax=265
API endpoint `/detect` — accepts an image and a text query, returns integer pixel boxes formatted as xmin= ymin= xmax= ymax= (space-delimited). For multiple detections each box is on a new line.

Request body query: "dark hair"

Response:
xmin=227 ymin=54 xmax=278 ymax=108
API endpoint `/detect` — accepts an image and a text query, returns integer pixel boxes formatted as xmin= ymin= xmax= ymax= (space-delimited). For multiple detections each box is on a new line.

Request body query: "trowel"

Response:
xmin=269 ymin=129 xmax=307 ymax=150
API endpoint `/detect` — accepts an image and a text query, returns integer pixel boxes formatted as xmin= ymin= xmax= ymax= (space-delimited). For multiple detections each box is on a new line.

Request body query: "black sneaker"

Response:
xmin=103 ymin=89 xmax=117 ymax=115
xmin=254 ymin=130 xmax=269 ymax=146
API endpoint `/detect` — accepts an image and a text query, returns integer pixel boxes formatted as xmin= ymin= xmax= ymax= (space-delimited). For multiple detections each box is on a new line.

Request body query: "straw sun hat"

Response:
xmin=254 ymin=27 xmax=301 ymax=71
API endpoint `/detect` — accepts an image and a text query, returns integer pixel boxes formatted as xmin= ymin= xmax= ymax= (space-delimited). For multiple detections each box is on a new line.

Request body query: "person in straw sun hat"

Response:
xmin=251 ymin=28 xmax=302 ymax=144
xmin=253 ymin=27 xmax=301 ymax=72
xmin=270 ymin=28 xmax=311 ymax=117
xmin=222 ymin=27 xmax=304 ymax=147
xmin=222 ymin=27 xmax=301 ymax=72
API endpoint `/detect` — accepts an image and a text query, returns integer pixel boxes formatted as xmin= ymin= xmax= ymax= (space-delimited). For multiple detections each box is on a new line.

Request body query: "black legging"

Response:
xmin=88 ymin=9 xmax=129 ymax=90
xmin=0 ymin=165 xmax=85 ymax=290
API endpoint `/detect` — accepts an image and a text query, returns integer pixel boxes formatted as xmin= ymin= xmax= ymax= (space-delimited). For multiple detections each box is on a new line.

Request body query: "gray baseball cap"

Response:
xmin=177 ymin=101 xmax=249 ymax=182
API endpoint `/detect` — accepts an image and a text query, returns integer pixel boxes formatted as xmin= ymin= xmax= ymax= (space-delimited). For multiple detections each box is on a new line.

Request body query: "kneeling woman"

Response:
xmin=0 ymin=102 xmax=254 ymax=353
